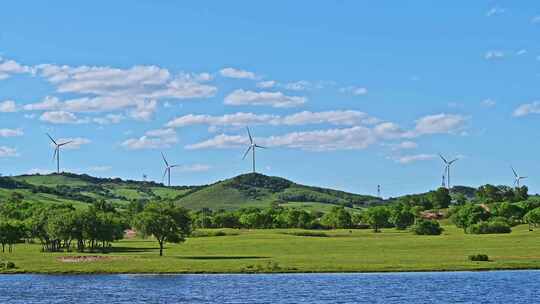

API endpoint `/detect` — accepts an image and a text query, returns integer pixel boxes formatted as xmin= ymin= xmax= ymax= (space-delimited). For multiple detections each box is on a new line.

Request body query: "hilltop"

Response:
xmin=0 ymin=172 xmax=378 ymax=211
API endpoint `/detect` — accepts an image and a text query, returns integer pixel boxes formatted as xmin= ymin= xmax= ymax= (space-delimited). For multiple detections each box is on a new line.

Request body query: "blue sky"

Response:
xmin=1 ymin=1 xmax=540 ymax=197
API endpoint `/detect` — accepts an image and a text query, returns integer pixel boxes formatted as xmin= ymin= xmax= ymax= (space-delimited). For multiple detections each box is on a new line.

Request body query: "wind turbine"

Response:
xmin=161 ymin=152 xmax=180 ymax=187
xmin=242 ymin=127 xmax=266 ymax=173
xmin=439 ymin=154 xmax=458 ymax=189
xmin=511 ymin=166 xmax=527 ymax=188
xmin=46 ymin=133 xmax=73 ymax=174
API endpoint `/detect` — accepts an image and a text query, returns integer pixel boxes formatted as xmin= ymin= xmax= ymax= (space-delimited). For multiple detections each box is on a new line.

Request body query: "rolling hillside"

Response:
xmin=0 ymin=172 xmax=379 ymax=211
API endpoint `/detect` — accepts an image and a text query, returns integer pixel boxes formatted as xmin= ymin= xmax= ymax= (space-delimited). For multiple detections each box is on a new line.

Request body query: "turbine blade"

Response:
xmin=255 ymin=144 xmax=267 ymax=149
xmin=438 ymin=154 xmax=448 ymax=164
xmin=52 ymin=147 xmax=58 ymax=162
xmin=246 ymin=127 xmax=253 ymax=144
xmin=46 ymin=133 xmax=57 ymax=145
xmin=162 ymin=168 xmax=168 ymax=182
xmin=59 ymin=141 xmax=73 ymax=146
xmin=449 ymin=158 xmax=458 ymax=165
xmin=511 ymin=166 xmax=518 ymax=178
xmin=161 ymin=152 xmax=169 ymax=167
xmin=242 ymin=146 xmax=252 ymax=160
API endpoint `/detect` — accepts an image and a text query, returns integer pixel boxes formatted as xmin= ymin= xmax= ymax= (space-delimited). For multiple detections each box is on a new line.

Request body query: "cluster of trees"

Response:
xmin=476 ymin=185 xmax=528 ymax=203
xmin=450 ymin=198 xmax=540 ymax=234
xmin=0 ymin=193 xmax=127 ymax=253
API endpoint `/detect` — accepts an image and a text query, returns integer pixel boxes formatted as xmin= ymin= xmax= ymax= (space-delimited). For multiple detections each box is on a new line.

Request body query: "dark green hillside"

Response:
xmin=1 ymin=172 xmax=378 ymax=212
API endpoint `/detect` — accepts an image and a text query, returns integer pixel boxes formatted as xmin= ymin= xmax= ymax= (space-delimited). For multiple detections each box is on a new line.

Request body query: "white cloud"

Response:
xmin=92 ymin=114 xmax=124 ymax=125
xmin=88 ymin=166 xmax=112 ymax=172
xmin=532 ymin=15 xmax=540 ymax=24
xmin=121 ymin=128 xmax=178 ymax=150
xmin=485 ymin=50 xmax=504 ymax=60
xmin=283 ymin=80 xmax=312 ymax=91
xmin=339 ymin=86 xmax=368 ymax=96
xmin=391 ymin=154 xmax=436 ymax=164
xmin=175 ymin=164 xmax=212 ymax=173
xmin=219 ymin=67 xmax=256 ymax=79
xmin=55 ymin=137 xmax=91 ymax=150
xmin=0 ymin=128 xmax=24 ymax=137
xmin=407 ymin=114 xmax=468 ymax=137
xmin=392 ymin=141 xmax=418 ymax=150
xmin=256 ymin=80 xmax=276 ymax=88
xmin=40 ymin=111 xmax=86 ymax=124
xmin=130 ymin=100 xmax=157 ymax=121
xmin=486 ymin=6 xmax=505 ymax=17
xmin=224 ymin=89 xmax=306 ymax=108
xmin=0 ymin=100 xmax=17 ymax=112
xmin=513 ymin=101 xmax=540 ymax=117
xmin=0 ymin=58 xmax=33 ymax=80
xmin=0 ymin=146 xmax=19 ymax=158
xmin=186 ymin=126 xmax=377 ymax=151
xmin=481 ymin=99 xmax=496 ymax=107
xmin=23 ymin=96 xmax=61 ymax=111
xmin=166 ymin=110 xmax=379 ymax=129
xmin=516 ymin=49 xmax=527 ymax=56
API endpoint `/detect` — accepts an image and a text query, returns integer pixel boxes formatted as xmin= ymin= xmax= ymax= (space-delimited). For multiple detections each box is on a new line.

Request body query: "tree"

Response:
xmin=451 ymin=204 xmax=490 ymax=232
xmin=321 ymin=207 xmax=352 ymax=229
xmin=0 ymin=220 xmax=26 ymax=253
xmin=413 ymin=220 xmax=443 ymax=235
xmin=453 ymin=193 xmax=467 ymax=206
xmin=135 ymin=202 xmax=192 ymax=256
xmin=364 ymin=206 xmax=390 ymax=232
xmin=431 ymin=187 xmax=451 ymax=209
xmin=389 ymin=204 xmax=415 ymax=230
xmin=524 ymin=207 xmax=540 ymax=231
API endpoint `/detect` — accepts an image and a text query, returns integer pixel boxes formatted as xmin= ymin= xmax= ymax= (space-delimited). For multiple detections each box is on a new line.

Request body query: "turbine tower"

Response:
xmin=512 ymin=166 xmax=527 ymax=188
xmin=46 ymin=133 xmax=73 ymax=174
xmin=161 ymin=152 xmax=179 ymax=187
xmin=242 ymin=127 xmax=266 ymax=173
xmin=439 ymin=154 xmax=458 ymax=189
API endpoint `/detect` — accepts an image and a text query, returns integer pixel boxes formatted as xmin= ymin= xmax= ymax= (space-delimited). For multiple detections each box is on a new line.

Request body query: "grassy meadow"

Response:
xmin=1 ymin=224 xmax=539 ymax=274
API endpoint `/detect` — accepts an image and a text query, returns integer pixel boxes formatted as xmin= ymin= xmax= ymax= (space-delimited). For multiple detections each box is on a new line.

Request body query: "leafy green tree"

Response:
xmin=453 ymin=193 xmax=467 ymax=206
xmin=0 ymin=220 xmax=26 ymax=253
xmin=524 ymin=207 xmax=540 ymax=230
xmin=364 ymin=206 xmax=391 ymax=232
xmin=389 ymin=203 xmax=415 ymax=230
xmin=431 ymin=187 xmax=451 ymax=209
xmin=451 ymin=204 xmax=490 ymax=232
xmin=135 ymin=202 xmax=192 ymax=256
xmin=476 ymin=184 xmax=503 ymax=203
xmin=514 ymin=186 xmax=529 ymax=202
xmin=321 ymin=206 xmax=352 ymax=229
xmin=491 ymin=202 xmax=524 ymax=225
xmin=413 ymin=220 xmax=443 ymax=235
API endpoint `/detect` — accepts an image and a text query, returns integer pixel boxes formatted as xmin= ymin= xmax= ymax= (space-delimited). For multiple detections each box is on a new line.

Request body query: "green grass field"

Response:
xmin=1 ymin=224 xmax=539 ymax=274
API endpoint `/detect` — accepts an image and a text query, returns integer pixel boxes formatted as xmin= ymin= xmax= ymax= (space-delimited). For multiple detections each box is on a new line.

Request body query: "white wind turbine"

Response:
xmin=47 ymin=133 xmax=73 ymax=174
xmin=512 ymin=166 xmax=527 ymax=188
xmin=439 ymin=154 xmax=458 ymax=189
xmin=161 ymin=152 xmax=180 ymax=187
xmin=242 ymin=127 xmax=266 ymax=173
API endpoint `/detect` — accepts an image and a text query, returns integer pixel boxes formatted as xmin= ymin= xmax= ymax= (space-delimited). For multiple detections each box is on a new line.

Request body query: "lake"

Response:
xmin=0 ymin=271 xmax=538 ymax=303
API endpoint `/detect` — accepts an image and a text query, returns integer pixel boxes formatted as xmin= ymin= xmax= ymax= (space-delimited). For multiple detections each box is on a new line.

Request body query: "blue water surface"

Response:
xmin=0 ymin=271 xmax=538 ymax=303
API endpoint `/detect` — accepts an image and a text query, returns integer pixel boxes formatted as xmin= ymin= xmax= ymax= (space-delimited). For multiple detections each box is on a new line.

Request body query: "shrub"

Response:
xmin=467 ymin=220 xmax=511 ymax=234
xmin=468 ymin=254 xmax=489 ymax=262
xmin=0 ymin=260 xmax=15 ymax=269
xmin=413 ymin=220 xmax=443 ymax=235
xmin=284 ymin=231 xmax=328 ymax=237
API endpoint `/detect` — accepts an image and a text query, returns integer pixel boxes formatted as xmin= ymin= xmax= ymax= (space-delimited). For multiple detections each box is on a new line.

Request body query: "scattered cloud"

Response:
xmin=88 ymin=166 xmax=112 ymax=172
xmin=392 ymin=141 xmax=418 ymax=150
xmin=481 ymin=99 xmax=496 ymax=107
xmin=92 ymin=114 xmax=125 ymax=125
xmin=0 ymin=58 xmax=33 ymax=80
xmin=224 ymin=89 xmax=306 ymax=108
xmin=390 ymin=154 xmax=436 ymax=164
xmin=407 ymin=113 xmax=468 ymax=137
xmin=55 ymin=137 xmax=91 ymax=150
xmin=516 ymin=49 xmax=527 ymax=56
xmin=282 ymin=80 xmax=313 ymax=91
xmin=0 ymin=100 xmax=17 ymax=112
xmin=166 ymin=110 xmax=379 ymax=129
xmin=0 ymin=128 xmax=23 ymax=137
xmin=339 ymin=86 xmax=368 ymax=96
xmin=40 ymin=111 xmax=86 ymax=124
xmin=256 ymin=80 xmax=276 ymax=88
xmin=122 ymin=128 xmax=178 ymax=150
xmin=175 ymin=164 xmax=212 ymax=173
xmin=532 ymin=15 xmax=540 ymax=24
xmin=219 ymin=67 xmax=256 ymax=79
xmin=0 ymin=146 xmax=19 ymax=158
xmin=486 ymin=6 xmax=505 ymax=17
xmin=485 ymin=50 xmax=504 ymax=60
xmin=513 ymin=101 xmax=540 ymax=117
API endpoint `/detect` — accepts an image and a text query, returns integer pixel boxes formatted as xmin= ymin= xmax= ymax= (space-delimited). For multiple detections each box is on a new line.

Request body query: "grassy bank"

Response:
xmin=1 ymin=224 xmax=539 ymax=274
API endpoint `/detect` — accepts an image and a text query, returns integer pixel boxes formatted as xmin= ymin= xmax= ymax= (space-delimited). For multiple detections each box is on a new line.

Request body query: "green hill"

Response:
xmin=0 ymin=172 xmax=378 ymax=212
